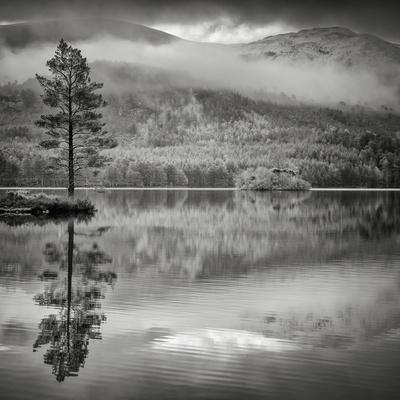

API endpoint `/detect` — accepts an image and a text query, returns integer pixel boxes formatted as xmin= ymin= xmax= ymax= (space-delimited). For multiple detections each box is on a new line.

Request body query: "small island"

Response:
xmin=0 ymin=191 xmax=96 ymax=218
xmin=237 ymin=167 xmax=311 ymax=190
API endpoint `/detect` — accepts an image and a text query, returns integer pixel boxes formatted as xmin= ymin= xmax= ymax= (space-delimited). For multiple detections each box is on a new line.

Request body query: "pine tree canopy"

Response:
xmin=35 ymin=39 xmax=106 ymax=195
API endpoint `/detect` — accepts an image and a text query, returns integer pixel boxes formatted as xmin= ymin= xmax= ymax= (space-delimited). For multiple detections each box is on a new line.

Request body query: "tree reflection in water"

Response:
xmin=33 ymin=219 xmax=116 ymax=382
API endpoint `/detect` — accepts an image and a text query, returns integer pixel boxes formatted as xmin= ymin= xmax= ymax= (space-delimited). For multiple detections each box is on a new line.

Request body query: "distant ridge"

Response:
xmin=241 ymin=26 xmax=400 ymax=72
xmin=1 ymin=19 xmax=399 ymax=73
xmin=0 ymin=18 xmax=180 ymax=49
xmin=254 ymin=26 xmax=357 ymax=43
xmin=0 ymin=20 xmax=399 ymax=91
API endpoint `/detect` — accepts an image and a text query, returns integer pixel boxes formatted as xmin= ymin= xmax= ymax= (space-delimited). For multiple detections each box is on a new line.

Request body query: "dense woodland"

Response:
xmin=1 ymin=76 xmax=400 ymax=188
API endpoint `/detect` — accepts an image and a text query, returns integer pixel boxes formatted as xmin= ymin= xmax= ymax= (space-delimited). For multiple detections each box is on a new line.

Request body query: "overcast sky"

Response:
xmin=0 ymin=0 xmax=399 ymax=43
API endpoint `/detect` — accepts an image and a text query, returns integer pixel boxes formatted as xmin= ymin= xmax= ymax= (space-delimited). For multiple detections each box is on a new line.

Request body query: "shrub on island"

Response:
xmin=236 ymin=167 xmax=311 ymax=191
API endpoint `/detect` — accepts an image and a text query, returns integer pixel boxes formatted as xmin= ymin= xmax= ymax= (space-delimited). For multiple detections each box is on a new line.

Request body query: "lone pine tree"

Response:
xmin=36 ymin=39 xmax=106 ymax=197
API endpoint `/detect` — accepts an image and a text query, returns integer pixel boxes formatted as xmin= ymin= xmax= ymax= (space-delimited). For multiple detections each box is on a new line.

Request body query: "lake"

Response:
xmin=1 ymin=189 xmax=400 ymax=399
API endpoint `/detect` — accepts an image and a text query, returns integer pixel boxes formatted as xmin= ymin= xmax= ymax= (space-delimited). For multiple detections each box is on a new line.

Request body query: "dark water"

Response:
xmin=1 ymin=189 xmax=400 ymax=400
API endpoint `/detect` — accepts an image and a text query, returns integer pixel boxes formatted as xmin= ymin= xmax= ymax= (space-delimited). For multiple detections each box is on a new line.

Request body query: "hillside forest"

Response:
xmin=1 ymin=68 xmax=400 ymax=188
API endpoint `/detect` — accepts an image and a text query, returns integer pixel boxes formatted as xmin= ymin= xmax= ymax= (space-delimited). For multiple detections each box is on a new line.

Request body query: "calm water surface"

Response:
xmin=1 ymin=189 xmax=400 ymax=399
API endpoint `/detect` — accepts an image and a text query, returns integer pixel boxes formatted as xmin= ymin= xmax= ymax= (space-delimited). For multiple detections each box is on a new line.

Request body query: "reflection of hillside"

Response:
xmin=1 ymin=191 xmax=400 ymax=282
xmin=292 ymin=191 xmax=400 ymax=239
xmin=356 ymin=192 xmax=400 ymax=239
xmin=33 ymin=220 xmax=116 ymax=382
xmin=93 ymin=191 xmax=400 ymax=279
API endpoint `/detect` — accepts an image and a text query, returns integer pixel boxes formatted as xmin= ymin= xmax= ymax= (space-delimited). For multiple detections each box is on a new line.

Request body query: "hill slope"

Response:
xmin=0 ymin=18 xmax=180 ymax=50
xmin=2 ymin=20 xmax=400 ymax=74
xmin=240 ymin=27 xmax=400 ymax=77
xmin=1 ymin=75 xmax=400 ymax=188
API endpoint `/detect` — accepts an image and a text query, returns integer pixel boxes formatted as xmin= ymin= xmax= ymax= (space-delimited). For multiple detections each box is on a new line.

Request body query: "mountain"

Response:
xmin=0 ymin=18 xmax=180 ymax=50
xmin=0 ymin=20 xmax=399 ymax=110
xmin=240 ymin=27 xmax=400 ymax=74
xmin=1 ymin=19 xmax=399 ymax=74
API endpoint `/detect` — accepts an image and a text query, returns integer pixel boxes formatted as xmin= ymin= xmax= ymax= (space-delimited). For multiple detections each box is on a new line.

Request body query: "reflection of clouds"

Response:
xmin=238 ymin=267 xmax=400 ymax=348
xmin=152 ymin=329 xmax=299 ymax=355
xmin=0 ymin=344 xmax=18 ymax=353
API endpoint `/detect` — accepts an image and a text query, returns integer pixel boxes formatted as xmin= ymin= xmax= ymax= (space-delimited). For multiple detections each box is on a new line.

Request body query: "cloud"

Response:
xmin=0 ymin=37 xmax=398 ymax=110
xmin=152 ymin=18 xmax=295 ymax=44
xmin=0 ymin=1 xmax=399 ymax=41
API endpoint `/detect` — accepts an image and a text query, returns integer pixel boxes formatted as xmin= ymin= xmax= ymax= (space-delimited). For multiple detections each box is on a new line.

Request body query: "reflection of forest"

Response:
xmin=88 ymin=190 xmax=400 ymax=279
xmin=1 ymin=191 xmax=400 ymax=282
xmin=33 ymin=220 xmax=116 ymax=382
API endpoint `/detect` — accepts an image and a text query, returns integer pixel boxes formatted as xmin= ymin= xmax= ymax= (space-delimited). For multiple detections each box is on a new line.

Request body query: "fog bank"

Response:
xmin=0 ymin=36 xmax=398 ymax=110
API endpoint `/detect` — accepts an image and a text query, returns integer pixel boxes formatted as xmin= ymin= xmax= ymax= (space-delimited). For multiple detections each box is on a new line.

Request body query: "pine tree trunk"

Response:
xmin=68 ymin=124 xmax=74 ymax=198
xmin=68 ymin=73 xmax=74 ymax=198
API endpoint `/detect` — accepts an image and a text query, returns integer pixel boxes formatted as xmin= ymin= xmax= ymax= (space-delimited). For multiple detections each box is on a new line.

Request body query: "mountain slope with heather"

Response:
xmin=240 ymin=27 xmax=400 ymax=69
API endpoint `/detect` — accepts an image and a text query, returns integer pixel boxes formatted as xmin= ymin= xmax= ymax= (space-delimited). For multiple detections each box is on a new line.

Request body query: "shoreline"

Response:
xmin=1 ymin=187 xmax=400 ymax=192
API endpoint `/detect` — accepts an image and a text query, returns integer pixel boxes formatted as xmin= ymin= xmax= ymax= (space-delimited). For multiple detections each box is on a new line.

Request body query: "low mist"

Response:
xmin=0 ymin=35 xmax=398 ymax=110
